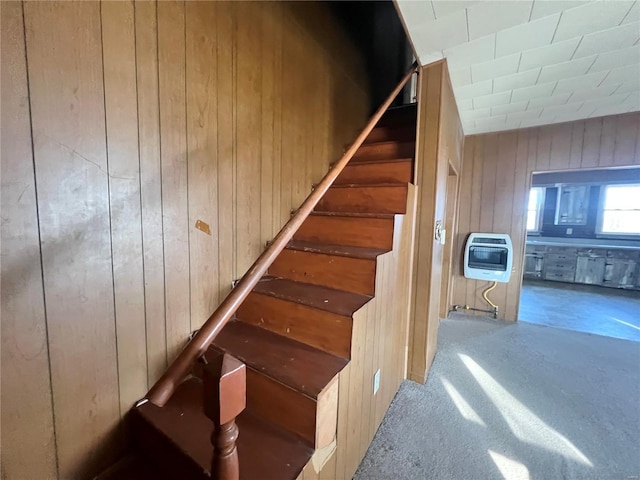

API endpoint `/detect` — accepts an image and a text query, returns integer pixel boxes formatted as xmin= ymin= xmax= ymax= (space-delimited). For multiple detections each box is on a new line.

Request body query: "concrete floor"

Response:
xmin=519 ymin=279 xmax=640 ymax=342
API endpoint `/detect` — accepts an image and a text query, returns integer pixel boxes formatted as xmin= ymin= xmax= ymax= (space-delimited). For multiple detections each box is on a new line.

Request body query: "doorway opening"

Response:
xmin=518 ymin=167 xmax=640 ymax=342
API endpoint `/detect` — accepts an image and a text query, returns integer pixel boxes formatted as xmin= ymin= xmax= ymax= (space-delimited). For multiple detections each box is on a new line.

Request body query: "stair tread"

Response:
xmin=212 ymin=321 xmax=348 ymax=398
xmin=287 ymin=240 xmax=388 ymax=260
xmin=334 ymin=156 xmax=413 ymax=168
xmin=253 ymin=276 xmax=371 ymax=317
xmin=309 ymin=211 xmax=394 ymax=219
xmin=328 ymin=182 xmax=408 ymax=189
xmin=136 ymin=377 xmax=313 ymax=480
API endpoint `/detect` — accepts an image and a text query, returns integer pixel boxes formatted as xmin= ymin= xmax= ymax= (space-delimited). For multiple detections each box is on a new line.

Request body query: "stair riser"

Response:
xmin=352 ymin=141 xmax=414 ymax=162
xmin=246 ymin=369 xmax=318 ymax=447
xmin=364 ymin=126 xmax=415 ymax=144
xmin=316 ymin=185 xmax=408 ymax=214
xmin=295 ymin=215 xmax=394 ymax=250
xmin=237 ymin=293 xmax=353 ymax=358
xmin=269 ymin=249 xmax=376 ymax=296
xmin=335 ymin=160 xmax=412 ymax=185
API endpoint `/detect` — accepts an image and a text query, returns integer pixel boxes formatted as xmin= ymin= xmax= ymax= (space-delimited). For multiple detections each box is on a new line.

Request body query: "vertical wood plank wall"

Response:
xmin=452 ymin=113 xmax=640 ymax=322
xmin=0 ymin=2 xmax=369 ymax=478
xmin=408 ymin=61 xmax=464 ymax=383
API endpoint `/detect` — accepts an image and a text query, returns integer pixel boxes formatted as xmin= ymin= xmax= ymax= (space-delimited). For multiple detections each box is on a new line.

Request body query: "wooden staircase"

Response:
xmin=98 ymin=102 xmax=417 ymax=479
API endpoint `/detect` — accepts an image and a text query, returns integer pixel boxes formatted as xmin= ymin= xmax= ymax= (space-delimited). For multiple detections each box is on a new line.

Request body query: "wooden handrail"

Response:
xmin=146 ymin=61 xmax=419 ymax=407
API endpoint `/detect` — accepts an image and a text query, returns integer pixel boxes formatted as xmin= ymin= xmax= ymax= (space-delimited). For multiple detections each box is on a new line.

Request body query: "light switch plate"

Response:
xmin=373 ymin=369 xmax=380 ymax=395
xmin=566 ymin=228 xmax=573 ymax=234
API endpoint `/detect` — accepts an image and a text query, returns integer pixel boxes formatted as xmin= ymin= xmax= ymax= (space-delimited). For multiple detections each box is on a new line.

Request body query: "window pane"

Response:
xmin=528 ymin=188 xmax=539 ymax=211
xmin=604 ymin=185 xmax=640 ymax=210
xmin=526 ymin=210 xmax=537 ymax=231
xmin=601 ymin=210 xmax=640 ymax=234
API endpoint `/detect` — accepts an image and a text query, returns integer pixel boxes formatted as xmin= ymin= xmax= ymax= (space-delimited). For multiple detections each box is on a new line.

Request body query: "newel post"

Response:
xmin=202 ymin=353 xmax=246 ymax=480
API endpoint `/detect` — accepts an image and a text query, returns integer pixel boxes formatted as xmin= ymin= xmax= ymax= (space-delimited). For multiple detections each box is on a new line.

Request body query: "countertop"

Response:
xmin=526 ymin=236 xmax=640 ymax=251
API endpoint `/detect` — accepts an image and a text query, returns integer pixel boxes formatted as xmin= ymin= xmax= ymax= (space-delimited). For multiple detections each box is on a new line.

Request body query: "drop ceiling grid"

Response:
xmin=397 ymin=0 xmax=640 ymax=134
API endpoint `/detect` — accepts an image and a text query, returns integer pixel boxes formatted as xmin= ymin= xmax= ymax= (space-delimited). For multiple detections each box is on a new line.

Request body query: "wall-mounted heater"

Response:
xmin=464 ymin=233 xmax=513 ymax=283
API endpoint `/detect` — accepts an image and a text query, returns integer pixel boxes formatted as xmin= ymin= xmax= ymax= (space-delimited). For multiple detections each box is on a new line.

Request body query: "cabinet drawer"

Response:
xmin=545 ymin=264 xmax=576 ymax=275
xmin=607 ymin=249 xmax=640 ymax=260
xmin=546 ymin=253 xmax=576 ymax=263
xmin=526 ymin=244 xmax=547 ymax=254
xmin=544 ymin=271 xmax=575 ymax=282
xmin=547 ymin=246 xmax=578 ymax=255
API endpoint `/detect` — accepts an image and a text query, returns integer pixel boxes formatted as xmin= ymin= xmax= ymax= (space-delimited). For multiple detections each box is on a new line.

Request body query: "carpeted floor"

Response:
xmin=354 ymin=314 xmax=640 ymax=480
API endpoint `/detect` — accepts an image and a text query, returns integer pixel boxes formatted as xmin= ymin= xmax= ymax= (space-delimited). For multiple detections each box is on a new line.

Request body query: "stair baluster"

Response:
xmin=203 ymin=353 xmax=246 ymax=480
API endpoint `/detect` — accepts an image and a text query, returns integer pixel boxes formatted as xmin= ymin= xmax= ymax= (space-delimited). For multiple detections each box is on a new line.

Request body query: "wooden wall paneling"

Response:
xmin=23 ymin=2 xmax=120 ymax=477
xmin=536 ymin=126 xmax=552 ymax=171
xmin=549 ymin=123 xmax=572 ymax=171
xmin=439 ymin=172 xmax=459 ymax=317
xmin=279 ymin=13 xmax=295 ymax=228
xmin=134 ymin=0 xmax=167 ymax=385
xmin=599 ymin=115 xmax=617 ymax=167
xmin=569 ymin=120 xmax=585 ymax=169
xmin=492 ymin=133 xmax=517 ymax=314
xmin=344 ymin=304 xmax=367 ymax=478
xmin=581 ymin=118 xmax=603 ymax=168
xmin=289 ymin=21 xmax=308 ymax=209
xmin=452 ymin=140 xmax=472 ymax=303
xmin=453 ymin=113 xmax=640 ymax=322
xmin=408 ymin=63 xmax=442 ymax=382
xmin=613 ymin=114 xmax=639 ymax=166
xmin=0 ymin=3 xmax=57 ymax=477
xmin=333 ymin=365 xmax=351 ymax=479
xmin=261 ymin=2 xmax=276 ymax=245
xmin=101 ymin=0 xmax=148 ymax=415
xmin=506 ymin=131 xmax=530 ymax=321
xmin=271 ymin=3 xmax=284 ymax=237
xmin=467 ymin=134 xmax=484 ymax=302
xmin=186 ymin=1 xmax=220 ymax=330
xmin=236 ymin=1 xmax=263 ymax=276
xmin=216 ymin=0 xmax=236 ymax=299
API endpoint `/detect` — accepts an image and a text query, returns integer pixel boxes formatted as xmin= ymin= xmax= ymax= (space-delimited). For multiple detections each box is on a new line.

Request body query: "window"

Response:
xmin=598 ymin=184 xmax=640 ymax=235
xmin=526 ymin=187 xmax=545 ymax=232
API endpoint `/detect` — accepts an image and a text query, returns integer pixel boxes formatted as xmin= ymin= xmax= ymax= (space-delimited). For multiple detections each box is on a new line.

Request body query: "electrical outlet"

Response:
xmin=566 ymin=228 xmax=573 ymax=234
xmin=373 ymin=369 xmax=380 ymax=395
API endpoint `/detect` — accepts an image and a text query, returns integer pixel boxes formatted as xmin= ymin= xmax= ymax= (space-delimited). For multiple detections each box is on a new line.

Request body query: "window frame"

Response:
xmin=596 ymin=183 xmax=640 ymax=237
xmin=526 ymin=186 xmax=546 ymax=235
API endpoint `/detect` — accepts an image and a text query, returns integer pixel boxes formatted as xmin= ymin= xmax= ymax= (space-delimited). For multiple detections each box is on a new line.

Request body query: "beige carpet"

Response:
xmin=355 ymin=313 xmax=640 ymax=480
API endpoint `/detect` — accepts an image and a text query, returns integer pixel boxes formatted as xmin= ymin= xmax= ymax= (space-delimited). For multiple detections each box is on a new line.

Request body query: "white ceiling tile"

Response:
xmin=431 ymin=1 xmax=478 ymax=19
xmin=458 ymin=98 xmax=474 ymax=111
xmin=537 ymin=55 xmax=596 ymax=83
xmin=473 ymin=91 xmax=512 ymax=109
xmin=471 ymin=53 xmax=521 ymax=82
xmin=528 ymin=92 xmax=572 ymax=108
xmin=508 ymin=108 xmax=544 ymax=122
xmin=422 ymin=52 xmax=446 ymax=65
xmin=590 ymin=103 xmax=634 ymax=117
xmin=494 ymin=69 xmax=540 ymax=92
xmin=520 ymin=117 xmax=547 ymax=128
xmin=567 ymin=84 xmax=620 ymax=103
xmin=454 ymin=79 xmax=494 ymax=99
xmin=411 ymin=10 xmax=468 ymax=59
xmin=475 ymin=115 xmax=508 ymax=130
xmin=444 ymin=35 xmax=496 ymax=69
xmin=553 ymin=1 xmax=635 ymax=42
xmin=589 ymin=44 xmax=640 ymax=72
xmin=397 ymin=1 xmax=436 ymax=27
xmin=614 ymin=80 xmax=640 ymax=95
xmin=542 ymin=102 xmax=582 ymax=117
xmin=573 ymin=22 xmax=640 ymax=59
xmin=511 ymin=81 xmax=557 ymax=102
xmin=530 ymin=1 xmax=593 ymax=21
xmin=519 ymin=38 xmax=581 ymax=71
xmin=495 ymin=13 xmax=560 ymax=57
xmin=450 ymin=67 xmax=473 ymax=87
xmin=621 ymin=1 xmax=640 ymax=24
xmin=578 ymin=91 xmax=631 ymax=114
xmin=600 ymin=63 xmax=640 ymax=85
xmin=463 ymin=107 xmax=492 ymax=120
xmin=491 ymin=101 xmax=529 ymax=116
xmin=554 ymin=70 xmax=608 ymax=92
xmin=467 ymin=1 xmax=533 ymax=41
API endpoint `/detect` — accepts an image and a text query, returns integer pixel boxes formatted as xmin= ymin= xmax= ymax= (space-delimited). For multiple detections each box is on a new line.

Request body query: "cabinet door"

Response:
xmin=575 ymin=257 xmax=605 ymax=285
xmin=604 ymin=260 xmax=637 ymax=288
